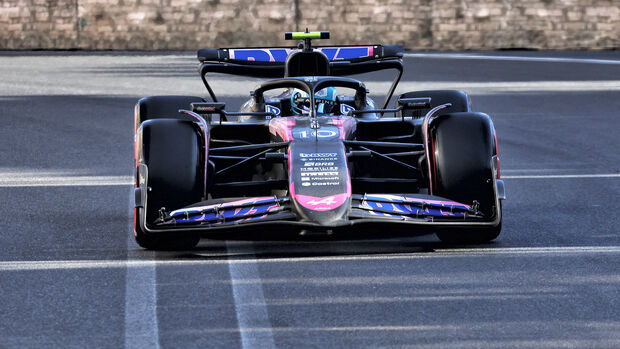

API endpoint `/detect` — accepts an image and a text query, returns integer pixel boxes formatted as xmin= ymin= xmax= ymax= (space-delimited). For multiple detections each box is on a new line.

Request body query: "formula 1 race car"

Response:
xmin=133 ymin=31 xmax=505 ymax=250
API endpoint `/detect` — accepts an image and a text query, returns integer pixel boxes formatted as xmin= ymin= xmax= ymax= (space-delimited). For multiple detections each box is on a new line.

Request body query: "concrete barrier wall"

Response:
xmin=2 ymin=0 xmax=618 ymax=50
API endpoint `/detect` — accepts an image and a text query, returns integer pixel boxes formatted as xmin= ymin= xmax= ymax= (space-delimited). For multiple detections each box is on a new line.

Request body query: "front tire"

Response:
xmin=430 ymin=112 xmax=501 ymax=244
xmin=134 ymin=118 xmax=204 ymax=250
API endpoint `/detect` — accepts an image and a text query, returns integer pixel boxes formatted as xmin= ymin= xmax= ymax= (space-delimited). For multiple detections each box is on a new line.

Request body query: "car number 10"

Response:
xmin=297 ymin=130 xmax=338 ymax=139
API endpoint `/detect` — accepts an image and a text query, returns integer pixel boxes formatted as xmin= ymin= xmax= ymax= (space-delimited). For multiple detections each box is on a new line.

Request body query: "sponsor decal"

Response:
xmin=166 ymin=196 xmax=281 ymax=224
xmin=304 ymin=162 xmax=334 ymax=166
xmin=297 ymin=152 xmax=342 ymax=187
xmin=299 ymin=153 xmax=337 ymax=158
xmin=265 ymin=105 xmax=281 ymax=119
xmin=307 ymin=196 xmax=339 ymax=206
xmin=319 ymin=46 xmax=374 ymax=61
xmin=359 ymin=194 xmax=471 ymax=218
xmin=290 ymin=146 xmax=351 ymax=212
xmin=300 ymin=172 xmax=339 ymax=176
xmin=364 ymin=194 xmax=470 ymax=209
xmin=228 ymin=46 xmax=374 ymax=63
xmin=340 ymin=104 xmax=355 ymax=115
xmin=295 ymin=193 xmax=349 ymax=211
xmin=229 ymin=48 xmax=290 ymax=62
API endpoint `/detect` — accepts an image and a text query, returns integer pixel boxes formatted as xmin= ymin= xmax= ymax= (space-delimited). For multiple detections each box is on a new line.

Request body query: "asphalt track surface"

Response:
xmin=1 ymin=51 xmax=619 ymax=348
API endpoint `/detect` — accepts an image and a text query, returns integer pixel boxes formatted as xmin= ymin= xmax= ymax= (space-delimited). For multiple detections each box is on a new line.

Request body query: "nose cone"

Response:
xmin=288 ymin=141 xmax=351 ymax=225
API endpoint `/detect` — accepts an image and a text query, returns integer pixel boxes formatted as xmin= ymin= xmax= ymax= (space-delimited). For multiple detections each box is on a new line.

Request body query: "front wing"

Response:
xmin=137 ymin=187 xmax=503 ymax=236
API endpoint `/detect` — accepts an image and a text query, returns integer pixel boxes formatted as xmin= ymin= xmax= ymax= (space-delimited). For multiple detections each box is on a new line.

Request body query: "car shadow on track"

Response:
xmin=149 ymin=236 xmax=498 ymax=261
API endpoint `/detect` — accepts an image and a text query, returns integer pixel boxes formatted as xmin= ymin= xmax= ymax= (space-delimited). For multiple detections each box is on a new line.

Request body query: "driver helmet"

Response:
xmin=291 ymin=87 xmax=337 ymax=115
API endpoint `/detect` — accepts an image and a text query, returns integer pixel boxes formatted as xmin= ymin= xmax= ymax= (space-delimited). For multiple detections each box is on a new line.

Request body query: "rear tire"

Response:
xmin=134 ymin=118 xmax=204 ymax=250
xmin=430 ymin=112 xmax=501 ymax=244
xmin=134 ymin=95 xmax=205 ymax=132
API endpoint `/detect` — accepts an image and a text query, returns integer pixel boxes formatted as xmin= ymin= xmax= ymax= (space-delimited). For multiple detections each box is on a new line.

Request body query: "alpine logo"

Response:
xmin=307 ymin=196 xmax=339 ymax=206
xmin=340 ymin=104 xmax=355 ymax=115
xmin=265 ymin=105 xmax=281 ymax=119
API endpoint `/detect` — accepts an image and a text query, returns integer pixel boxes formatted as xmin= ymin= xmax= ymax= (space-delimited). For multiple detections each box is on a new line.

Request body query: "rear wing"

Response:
xmin=197 ymin=45 xmax=404 ymax=65
xmin=197 ymin=45 xmax=404 ymax=109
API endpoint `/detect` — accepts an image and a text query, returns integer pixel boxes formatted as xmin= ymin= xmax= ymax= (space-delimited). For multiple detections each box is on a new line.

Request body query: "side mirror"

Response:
xmin=398 ymin=97 xmax=431 ymax=119
xmin=189 ymin=102 xmax=227 ymax=123
xmin=190 ymin=102 xmax=226 ymax=114
xmin=398 ymin=97 xmax=431 ymax=110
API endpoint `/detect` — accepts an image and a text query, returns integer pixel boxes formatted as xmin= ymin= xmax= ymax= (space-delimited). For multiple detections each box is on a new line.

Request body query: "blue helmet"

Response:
xmin=291 ymin=87 xmax=337 ymax=115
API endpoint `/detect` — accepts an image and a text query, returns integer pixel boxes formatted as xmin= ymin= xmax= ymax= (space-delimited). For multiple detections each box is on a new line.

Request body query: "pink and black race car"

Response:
xmin=133 ymin=31 xmax=505 ymax=250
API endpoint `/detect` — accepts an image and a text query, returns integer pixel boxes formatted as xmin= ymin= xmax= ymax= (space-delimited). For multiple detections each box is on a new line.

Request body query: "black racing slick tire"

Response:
xmin=429 ymin=112 xmax=501 ymax=244
xmin=134 ymin=95 xmax=206 ymax=132
xmin=134 ymin=118 xmax=203 ymax=250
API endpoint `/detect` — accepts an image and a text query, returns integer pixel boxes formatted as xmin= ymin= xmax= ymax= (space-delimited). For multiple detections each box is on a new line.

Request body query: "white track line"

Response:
xmin=0 ymin=175 xmax=133 ymax=187
xmin=1 ymin=246 xmax=619 ymax=271
xmin=1 ymin=173 xmax=618 ymax=187
xmin=226 ymin=241 xmax=276 ymax=349
xmin=124 ymin=188 xmax=160 ymax=349
xmin=404 ymin=53 xmax=620 ymax=65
